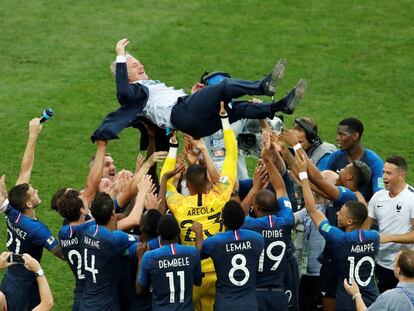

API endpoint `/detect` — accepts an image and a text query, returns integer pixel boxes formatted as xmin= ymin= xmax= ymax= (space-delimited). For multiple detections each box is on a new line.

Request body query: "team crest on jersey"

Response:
xmin=128 ymin=234 xmax=135 ymax=241
xmin=47 ymin=236 xmax=55 ymax=245
xmin=321 ymin=223 xmax=331 ymax=233
xmin=284 ymin=201 xmax=292 ymax=209
xmin=396 ymin=204 xmax=402 ymax=213
xmin=218 ymin=176 xmax=229 ymax=185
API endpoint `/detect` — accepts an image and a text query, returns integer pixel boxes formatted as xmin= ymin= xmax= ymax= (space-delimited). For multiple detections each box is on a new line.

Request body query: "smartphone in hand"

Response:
xmin=7 ymin=253 xmax=25 ymax=264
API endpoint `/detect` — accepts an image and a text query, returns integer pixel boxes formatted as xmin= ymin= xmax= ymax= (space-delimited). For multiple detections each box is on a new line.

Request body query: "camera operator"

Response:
xmin=292 ymin=117 xmax=336 ymax=170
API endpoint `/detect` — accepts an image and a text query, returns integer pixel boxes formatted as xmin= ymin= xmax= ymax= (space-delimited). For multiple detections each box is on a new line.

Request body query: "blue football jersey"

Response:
xmin=323 ymin=187 xmax=357 ymax=260
xmin=80 ymin=224 xmax=138 ymax=311
xmin=319 ymin=220 xmax=379 ymax=310
xmin=58 ymin=221 xmax=96 ymax=308
xmin=3 ymin=204 xmax=58 ymax=286
xmin=202 ymin=229 xmax=264 ymax=311
xmin=242 ymin=197 xmax=294 ymax=289
xmin=138 ymin=243 xmax=202 ymax=311
xmin=147 ymin=236 xmax=163 ymax=250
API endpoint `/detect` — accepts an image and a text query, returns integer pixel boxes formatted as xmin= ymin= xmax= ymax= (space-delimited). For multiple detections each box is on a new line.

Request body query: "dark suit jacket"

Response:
xmin=91 ymin=62 xmax=169 ymax=150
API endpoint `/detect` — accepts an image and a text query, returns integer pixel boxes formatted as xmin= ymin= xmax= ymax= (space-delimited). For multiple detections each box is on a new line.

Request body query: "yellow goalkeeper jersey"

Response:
xmin=160 ymin=128 xmax=237 ymax=273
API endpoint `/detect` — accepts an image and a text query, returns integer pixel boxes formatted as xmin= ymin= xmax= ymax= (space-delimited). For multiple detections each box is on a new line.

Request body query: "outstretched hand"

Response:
xmin=0 ymin=252 xmax=12 ymax=270
xmin=29 ymin=118 xmax=42 ymax=139
xmin=219 ymin=101 xmax=227 ymax=116
xmin=116 ymin=38 xmax=129 ymax=56
xmin=147 ymin=151 xmax=168 ymax=167
xmin=252 ymin=165 xmax=268 ymax=190
xmin=279 ymin=129 xmax=299 ymax=147
xmin=137 ymin=175 xmax=154 ymax=194
xmin=343 ymin=278 xmax=360 ymax=297
xmin=145 ymin=192 xmax=162 ymax=210
xmin=295 ymin=152 xmax=308 ymax=172
xmin=162 ymin=164 xmax=186 ymax=180
xmin=191 ymin=83 xmax=205 ymax=94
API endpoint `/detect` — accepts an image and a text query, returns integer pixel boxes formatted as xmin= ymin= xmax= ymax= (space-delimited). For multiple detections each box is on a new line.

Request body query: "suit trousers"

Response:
xmin=170 ymin=77 xmax=285 ymax=138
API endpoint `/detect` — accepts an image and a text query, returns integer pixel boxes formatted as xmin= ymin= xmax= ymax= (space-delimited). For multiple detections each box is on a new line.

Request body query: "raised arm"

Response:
xmin=194 ymin=138 xmax=220 ymax=185
xmin=296 ymin=153 xmax=327 ymax=228
xmin=160 ymin=133 xmax=179 ymax=191
xmin=190 ymin=222 xmax=205 ymax=250
xmin=217 ymin=101 xmax=238 ymax=198
xmin=159 ymin=164 xmax=186 ymax=215
xmin=240 ymin=165 xmax=268 ymax=215
xmin=16 ymin=118 xmax=42 ymax=185
xmin=117 ymin=175 xmax=153 ymax=231
xmin=262 ymin=131 xmax=288 ymax=198
xmin=83 ymin=140 xmax=108 ymax=207
xmin=280 ymin=129 xmax=340 ymax=201
xmin=23 ymin=254 xmax=54 ymax=311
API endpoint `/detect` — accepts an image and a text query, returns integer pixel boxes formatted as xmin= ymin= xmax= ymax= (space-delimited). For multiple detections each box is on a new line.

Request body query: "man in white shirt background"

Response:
xmin=367 ymin=155 xmax=414 ymax=293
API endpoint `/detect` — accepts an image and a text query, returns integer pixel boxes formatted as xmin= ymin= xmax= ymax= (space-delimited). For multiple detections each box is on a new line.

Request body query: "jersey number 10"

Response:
xmin=347 ymin=256 xmax=375 ymax=287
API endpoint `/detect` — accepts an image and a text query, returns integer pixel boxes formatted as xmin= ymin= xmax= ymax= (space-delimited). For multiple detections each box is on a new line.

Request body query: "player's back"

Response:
xmin=80 ymin=224 xmax=138 ymax=311
xmin=59 ymin=221 xmax=95 ymax=310
xmin=202 ymin=229 xmax=264 ymax=311
xmin=139 ymin=243 xmax=202 ymax=311
xmin=171 ymin=193 xmax=226 ymax=274
xmin=319 ymin=221 xmax=379 ymax=310
xmin=3 ymin=204 xmax=57 ymax=285
xmin=243 ymin=197 xmax=294 ymax=289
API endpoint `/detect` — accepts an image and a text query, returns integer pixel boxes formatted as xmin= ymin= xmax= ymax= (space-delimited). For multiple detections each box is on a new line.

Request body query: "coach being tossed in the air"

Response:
xmin=160 ymin=102 xmax=237 ymax=311
xmin=91 ymin=38 xmax=306 ymax=145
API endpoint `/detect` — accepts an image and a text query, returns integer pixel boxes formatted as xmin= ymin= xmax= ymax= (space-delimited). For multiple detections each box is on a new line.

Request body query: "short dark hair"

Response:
xmin=351 ymin=161 xmax=371 ymax=189
xmin=91 ymin=192 xmax=114 ymax=225
xmin=344 ymin=201 xmax=367 ymax=227
xmin=255 ymin=189 xmax=278 ymax=213
xmin=157 ymin=215 xmax=180 ymax=241
xmin=186 ymin=164 xmax=208 ymax=193
xmin=398 ymin=248 xmax=414 ymax=278
xmin=89 ymin=153 xmax=113 ymax=167
xmin=385 ymin=155 xmax=408 ymax=173
xmin=57 ymin=190 xmax=83 ymax=222
xmin=8 ymin=184 xmax=30 ymax=212
xmin=222 ymin=200 xmax=245 ymax=230
xmin=142 ymin=209 xmax=162 ymax=240
xmin=339 ymin=118 xmax=364 ymax=138
xmin=51 ymin=188 xmax=69 ymax=211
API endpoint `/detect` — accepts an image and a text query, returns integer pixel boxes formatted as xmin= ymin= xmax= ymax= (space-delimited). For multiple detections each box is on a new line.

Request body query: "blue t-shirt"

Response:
xmin=3 ymin=204 xmax=58 ymax=286
xmin=319 ymin=220 xmax=379 ymax=310
xmin=242 ymin=197 xmax=294 ymax=289
xmin=202 ymin=229 xmax=264 ymax=311
xmin=58 ymin=221 xmax=96 ymax=297
xmin=138 ymin=243 xmax=202 ymax=311
xmin=322 ymin=149 xmax=383 ymax=201
xmin=80 ymin=224 xmax=138 ymax=311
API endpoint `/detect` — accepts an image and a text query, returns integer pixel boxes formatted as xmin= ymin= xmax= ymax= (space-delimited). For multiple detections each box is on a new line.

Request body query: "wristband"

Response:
xmin=35 ymin=269 xmax=44 ymax=277
xmin=299 ymin=172 xmax=308 ymax=181
xmin=293 ymin=143 xmax=302 ymax=151
xmin=169 ymin=137 xmax=179 ymax=148
xmin=0 ymin=198 xmax=9 ymax=214
xmin=352 ymin=293 xmax=361 ymax=301
xmin=220 ymin=114 xmax=229 ymax=119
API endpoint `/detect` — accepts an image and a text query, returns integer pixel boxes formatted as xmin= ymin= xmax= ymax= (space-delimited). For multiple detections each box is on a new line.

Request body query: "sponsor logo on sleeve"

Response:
xmin=47 ymin=236 xmax=56 ymax=245
xmin=321 ymin=222 xmax=332 ymax=233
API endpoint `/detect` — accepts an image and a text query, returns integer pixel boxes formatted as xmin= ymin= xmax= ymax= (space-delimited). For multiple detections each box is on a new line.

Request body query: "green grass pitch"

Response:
xmin=0 ymin=0 xmax=413 ymax=309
